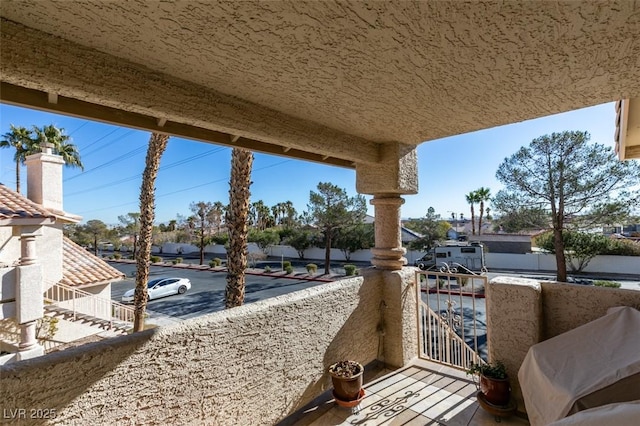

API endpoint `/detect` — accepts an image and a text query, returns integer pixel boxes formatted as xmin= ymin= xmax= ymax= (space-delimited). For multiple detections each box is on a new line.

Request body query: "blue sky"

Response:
xmin=0 ymin=102 xmax=619 ymax=226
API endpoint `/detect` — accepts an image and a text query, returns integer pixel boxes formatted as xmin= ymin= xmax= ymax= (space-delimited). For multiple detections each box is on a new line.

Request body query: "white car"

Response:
xmin=121 ymin=277 xmax=191 ymax=303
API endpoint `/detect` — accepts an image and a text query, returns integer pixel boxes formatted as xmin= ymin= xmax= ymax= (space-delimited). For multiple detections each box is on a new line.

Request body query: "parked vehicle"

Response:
xmin=415 ymin=242 xmax=486 ymax=272
xmin=122 ymin=277 xmax=191 ymax=303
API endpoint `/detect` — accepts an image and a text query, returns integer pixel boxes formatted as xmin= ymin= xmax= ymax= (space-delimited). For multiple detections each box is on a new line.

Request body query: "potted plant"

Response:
xmin=467 ymin=361 xmax=511 ymax=406
xmin=328 ymin=360 xmax=365 ymax=405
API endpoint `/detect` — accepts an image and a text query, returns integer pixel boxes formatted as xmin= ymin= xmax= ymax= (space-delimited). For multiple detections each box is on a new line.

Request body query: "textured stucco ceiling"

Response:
xmin=1 ymin=0 xmax=640 ymax=164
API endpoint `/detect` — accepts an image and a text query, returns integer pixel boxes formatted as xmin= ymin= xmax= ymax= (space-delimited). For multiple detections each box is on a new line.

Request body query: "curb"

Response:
xmin=108 ymin=259 xmax=337 ymax=283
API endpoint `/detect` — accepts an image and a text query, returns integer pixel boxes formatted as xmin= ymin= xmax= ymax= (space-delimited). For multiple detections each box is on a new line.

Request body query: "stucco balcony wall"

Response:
xmin=486 ymin=276 xmax=542 ymax=412
xmin=0 ymin=271 xmax=385 ymax=425
xmin=487 ymin=277 xmax=640 ymax=417
xmin=539 ymin=282 xmax=640 ymax=340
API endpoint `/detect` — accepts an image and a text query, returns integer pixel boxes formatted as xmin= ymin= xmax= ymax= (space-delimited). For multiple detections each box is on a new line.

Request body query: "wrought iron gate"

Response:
xmin=415 ymin=264 xmax=488 ymax=370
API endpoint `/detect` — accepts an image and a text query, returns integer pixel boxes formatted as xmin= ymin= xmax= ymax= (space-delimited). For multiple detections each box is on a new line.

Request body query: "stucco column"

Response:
xmin=20 ymin=232 xmax=37 ymax=266
xmin=18 ymin=322 xmax=38 ymax=352
xmin=16 ymin=230 xmax=44 ymax=360
xmin=356 ymin=142 xmax=418 ymax=271
xmin=370 ymin=196 xmax=406 ymax=269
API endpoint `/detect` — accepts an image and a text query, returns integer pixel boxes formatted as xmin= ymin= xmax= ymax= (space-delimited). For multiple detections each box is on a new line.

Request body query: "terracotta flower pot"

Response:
xmin=480 ymin=374 xmax=511 ymax=406
xmin=328 ymin=361 xmax=364 ymax=402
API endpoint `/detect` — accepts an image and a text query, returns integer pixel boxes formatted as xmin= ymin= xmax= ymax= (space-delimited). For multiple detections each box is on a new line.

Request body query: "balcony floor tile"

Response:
xmin=283 ymin=359 xmax=529 ymax=426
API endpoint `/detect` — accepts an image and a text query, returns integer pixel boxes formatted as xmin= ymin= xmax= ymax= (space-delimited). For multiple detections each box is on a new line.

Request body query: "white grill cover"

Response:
xmin=518 ymin=306 xmax=640 ymax=425
xmin=548 ymin=401 xmax=640 ymax=426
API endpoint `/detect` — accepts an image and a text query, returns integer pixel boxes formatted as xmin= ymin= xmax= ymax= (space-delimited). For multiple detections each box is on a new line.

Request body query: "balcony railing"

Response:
xmin=416 ymin=267 xmax=487 ymax=370
xmin=44 ymin=282 xmax=134 ymax=332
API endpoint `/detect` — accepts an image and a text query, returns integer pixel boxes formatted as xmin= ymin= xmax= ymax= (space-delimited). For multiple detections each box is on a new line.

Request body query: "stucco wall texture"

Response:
xmin=4 ymin=1 xmax=640 ymax=147
xmin=540 ymin=282 xmax=640 ymax=340
xmin=487 ymin=277 xmax=640 ymax=416
xmin=0 ymin=275 xmax=383 ymax=425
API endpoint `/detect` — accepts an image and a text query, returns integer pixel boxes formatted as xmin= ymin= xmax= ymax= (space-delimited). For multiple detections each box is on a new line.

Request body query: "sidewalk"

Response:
xmin=110 ymin=258 xmax=345 ymax=283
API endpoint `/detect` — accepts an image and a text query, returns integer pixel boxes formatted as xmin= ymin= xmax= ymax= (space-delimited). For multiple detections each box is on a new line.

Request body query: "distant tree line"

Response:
xmin=64 ymin=182 xmax=373 ymax=269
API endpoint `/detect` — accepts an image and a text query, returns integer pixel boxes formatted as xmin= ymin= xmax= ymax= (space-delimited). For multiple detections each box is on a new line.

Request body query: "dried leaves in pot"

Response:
xmin=329 ymin=361 xmax=363 ymax=378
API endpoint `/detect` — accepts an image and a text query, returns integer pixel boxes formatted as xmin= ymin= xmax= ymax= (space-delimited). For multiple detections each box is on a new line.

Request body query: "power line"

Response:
xmin=65 ymin=147 xmax=227 ymax=197
xmin=81 ymin=129 xmax=137 ymax=158
xmin=67 ymin=121 xmax=90 ymax=136
xmin=63 ymin=145 xmax=148 ymax=182
xmin=76 ymin=159 xmax=292 ymax=215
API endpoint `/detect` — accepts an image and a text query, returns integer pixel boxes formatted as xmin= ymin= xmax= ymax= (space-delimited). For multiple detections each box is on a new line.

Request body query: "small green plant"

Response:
xmin=150 ymin=255 xmax=162 ymax=263
xmin=466 ymin=361 xmax=507 ymax=380
xmin=208 ymin=260 xmax=216 ymax=268
xmin=113 ymin=253 xmax=122 ymax=260
xmin=213 ymin=257 xmax=222 ymax=266
xmin=437 ymin=278 xmax=446 ymax=288
xmin=264 ymin=265 xmax=272 ymax=273
xmin=36 ymin=316 xmax=59 ymax=340
xmin=306 ymin=263 xmax=318 ymax=274
xmin=285 ymin=265 xmax=294 ymax=274
xmin=283 ymin=260 xmax=292 ymax=269
xmin=593 ymin=280 xmax=621 ymax=288
xmin=458 ymin=276 xmax=469 ymax=286
xmin=172 ymin=257 xmax=183 ymax=265
xmin=344 ymin=264 xmax=357 ymax=276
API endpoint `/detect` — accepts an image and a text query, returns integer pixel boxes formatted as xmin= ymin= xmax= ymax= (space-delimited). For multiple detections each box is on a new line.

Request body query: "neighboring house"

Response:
xmin=469 ymin=233 xmax=537 ymax=254
xmin=0 ymin=145 xmax=124 ymax=364
xmin=401 ymin=226 xmax=422 ymax=245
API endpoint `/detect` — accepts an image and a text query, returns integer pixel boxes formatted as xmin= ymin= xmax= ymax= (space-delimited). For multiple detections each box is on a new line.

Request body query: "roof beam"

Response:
xmin=0 ymin=19 xmax=381 ymax=166
xmin=0 ymin=83 xmax=355 ymax=168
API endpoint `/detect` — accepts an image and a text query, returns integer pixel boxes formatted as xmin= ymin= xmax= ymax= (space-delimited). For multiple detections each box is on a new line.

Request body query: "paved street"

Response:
xmin=110 ymin=260 xmax=639 ymax=328
xmin=109 ymin=262 xmax=331 ymax=323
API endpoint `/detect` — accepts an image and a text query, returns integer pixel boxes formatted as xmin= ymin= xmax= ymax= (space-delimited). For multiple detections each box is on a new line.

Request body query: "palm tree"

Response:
xmin=0 ymin=125 xmax=32 ymax=193
xmin=283 ymin=200 xmax=297 ymax=228
xmin=32 ymin=124 xmax=84 ymax=170
xmin=475 ymin=187 xmax=491 ymax=235
xmin=465 ymin=191 xmax=481 ymax=235
xmin=211 ymin=201 xmax=226 ymax=234
xmin=226 ymin=147 xmax=254 ymax=308
xmin=133 ymin=132 xmax=169 ymax=332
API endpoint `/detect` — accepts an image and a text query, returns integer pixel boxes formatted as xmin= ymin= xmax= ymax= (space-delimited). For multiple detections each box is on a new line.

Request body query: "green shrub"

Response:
xmin=458 ymin=276 xmax=469 ymax=286
xmin=172 ymin=257 xmax=183 ymax=265
xmin=283 ymin=260 xmax=292 ymax=269
xmin=150 ymin=255 xmax=162 ymax=263
xmin=602 ymin=239 xmax=640 ymax=256
xmin=113 ymin=253 xmax=121 ymax=260
xmin=344 ymin=264 xmax=357 ymax=276
xmin=467 ymin=361 xmax=507 ymax=380
xmin=264 ymin=266 xmax=271 ymax=273
xmin=593 ymin=280 xmax=621 ymax=288
xmin=306 ymin=263 xmax=318 ymax=274
xmin=208 ymin=258 xmax=222 ymax=268
xmin=285 ymin=265 xmax=294 ymax=274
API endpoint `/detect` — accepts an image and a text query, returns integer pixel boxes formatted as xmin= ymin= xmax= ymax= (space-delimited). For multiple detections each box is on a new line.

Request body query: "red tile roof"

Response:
xmin=62 ymin=237 xmax=125 ymax=287
xmin=0 ymin=184 xmax=56 ymax=222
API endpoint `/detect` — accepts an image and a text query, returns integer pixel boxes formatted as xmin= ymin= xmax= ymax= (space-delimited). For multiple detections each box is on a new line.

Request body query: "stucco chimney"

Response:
xmin=25 ymin=143 xmax=65 ymax=211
